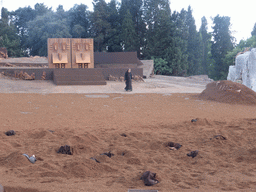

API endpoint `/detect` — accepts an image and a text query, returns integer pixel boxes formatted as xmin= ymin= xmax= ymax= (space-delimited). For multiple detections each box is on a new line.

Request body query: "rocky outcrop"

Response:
xmin=227 ymin=48 xmax=256 ymax=92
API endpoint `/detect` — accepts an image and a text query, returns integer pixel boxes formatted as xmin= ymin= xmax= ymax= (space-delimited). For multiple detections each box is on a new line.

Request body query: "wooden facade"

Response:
xmin=48 ymin=38 xmax=94 ymax=69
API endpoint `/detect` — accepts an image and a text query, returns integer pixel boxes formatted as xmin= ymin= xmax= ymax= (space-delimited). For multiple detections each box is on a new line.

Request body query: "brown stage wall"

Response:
xmin=0 ymin=68 xmax=143 ymax=81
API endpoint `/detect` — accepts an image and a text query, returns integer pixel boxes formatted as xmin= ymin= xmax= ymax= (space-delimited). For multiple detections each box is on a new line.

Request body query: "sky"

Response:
xmin=1 ymin=0 xmax=256 ymax=43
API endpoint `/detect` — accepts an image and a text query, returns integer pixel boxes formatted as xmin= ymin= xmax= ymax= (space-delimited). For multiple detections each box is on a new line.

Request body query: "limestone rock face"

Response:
xmin=227 ymin=48 xmax=256 ymax=92
xmin=227 ymin=65 xmax=236 ymax=81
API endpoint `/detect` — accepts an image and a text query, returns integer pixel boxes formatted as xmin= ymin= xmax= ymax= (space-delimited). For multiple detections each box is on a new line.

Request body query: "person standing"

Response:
xmin=124 ymin=68 xmax=132 ymax=91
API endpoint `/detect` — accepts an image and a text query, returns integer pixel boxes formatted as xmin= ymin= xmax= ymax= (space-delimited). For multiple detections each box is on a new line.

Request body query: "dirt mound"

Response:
xmin=198 ymin=80 xmax=256 ymax=105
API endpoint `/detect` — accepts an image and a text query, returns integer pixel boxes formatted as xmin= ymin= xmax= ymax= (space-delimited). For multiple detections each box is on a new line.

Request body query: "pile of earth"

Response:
xmin=198 ymin=80 xmax=256 ymax=105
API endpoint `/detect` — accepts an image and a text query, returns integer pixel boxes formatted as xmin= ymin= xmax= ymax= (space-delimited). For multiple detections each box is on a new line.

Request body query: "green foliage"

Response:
xmin=120 ymin=0 xmax=145 ymax=57
xmin=68 ymin=4 xmax=90 ymax=38
xmin=120 ymin=10 xmax=137 ymax=51
xmin=185 ymin=6 xmax=203 ymax=75
xmin=199 ymin=16 xmax=211 ymax=75
xmin=153 ymin=57 xmax=171 ymax=75
xmin=26 ymin=11 xmax=71 ymax=56
xmin=90 ymin=0 xmax=112 ymax=52
xmin=211 ymin=15 xmax=234 ymax=80
xmin=0 ymin=8 xmax=23 ymax=57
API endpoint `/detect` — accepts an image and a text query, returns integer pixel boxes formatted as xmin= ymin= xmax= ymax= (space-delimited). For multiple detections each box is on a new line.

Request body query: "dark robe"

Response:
xmin=124 ymin=71 xmax=132 ymax=91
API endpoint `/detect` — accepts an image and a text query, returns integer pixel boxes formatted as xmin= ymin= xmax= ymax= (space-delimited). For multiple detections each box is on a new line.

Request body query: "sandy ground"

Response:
xmin=0 ymin=76 xmax=256 ymax=192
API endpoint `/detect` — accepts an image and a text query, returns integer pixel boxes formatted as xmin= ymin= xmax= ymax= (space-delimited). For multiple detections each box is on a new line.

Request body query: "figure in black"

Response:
xmin=124 ymin=68 xmax=132 ymax=91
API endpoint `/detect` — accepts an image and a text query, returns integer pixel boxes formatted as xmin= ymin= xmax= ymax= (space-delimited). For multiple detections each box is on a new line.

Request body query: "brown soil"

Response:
xmin=0 ymin=93 xmax=256 ymax=191
xmin=199 ymin=80 xmax=256 ymax=105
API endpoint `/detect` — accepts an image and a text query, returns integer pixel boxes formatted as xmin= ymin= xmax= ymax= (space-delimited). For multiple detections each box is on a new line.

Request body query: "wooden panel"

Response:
xmin=71 ymin=38 xmax=94 ymax=68
xmin=48 ymin=38 xmax=71 ymax=68
xmin=53 ymin=69 xmax=106 ymax=85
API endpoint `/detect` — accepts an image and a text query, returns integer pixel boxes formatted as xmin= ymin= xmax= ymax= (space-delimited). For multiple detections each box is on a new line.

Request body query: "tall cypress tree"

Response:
xmin=120 ymin=0 xmax=145 ymax=58
xmin=106 ymin=0 xmax=122 ymax=52
xmin=120 ymin=10 xmax=137 ymax=51
xmin=199 ymin=16 xmax=211 ymax=75
xmin=211 ymin=15 xmax=234 ymax=80
xmin=185 ymin=6 xmax=202 ymax=75
xmin=170 ymin=9 xmax=189 ymax=75
xmin=90 ymin=0 xmax=111 ymax=52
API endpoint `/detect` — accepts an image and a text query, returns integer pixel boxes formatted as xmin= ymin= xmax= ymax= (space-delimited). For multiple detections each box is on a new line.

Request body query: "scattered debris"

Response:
xmin=90 ymin=157 xmax=100 ymax=163
xmin=4 ymin=63 xmax=15 ymax=67
xmin=121 ymin=133 xmax=127 ymax=137
xmin=108 ymin=75 xmax=118 ymax=81
xmin=119 ymin=76 xmax=124 ymax=81
xmin=166 ymin=142 xmax=182 ymax=150
xmin=41 ymin=71 xmax=46 ymax=80
xmin=191 ymin=118 xmax=198 ymax=123
xmin=133 ymin=75 xmax=144 ymax=82
xmin=100 ymin=151 xmax=114 ymax=158
xmin=5 ymin=130 xmax=16 ymax=136
xmin=57 ymin=145 xmax=73 ymax=155
xmin=24 ymin=72 xmax=35 ymax=80
xmin=141 ymin=171 xmax=159 ymax=186
xmin=22 ymin=154 xmax=37 ymax=164
xmin=12 ymin=71 xmax=36 ymax=80
xmin=210 ymin=135 xmax=227 ymax=140
xmin=187 ymin=150 xmax=199 ymax=158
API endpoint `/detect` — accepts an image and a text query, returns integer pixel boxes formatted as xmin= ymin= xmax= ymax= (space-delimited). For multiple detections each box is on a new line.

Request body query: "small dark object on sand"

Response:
xmin=57 ymin=145 xmax=73 ymax=155
xmin=90 ymin=157 xmax=100 ymax=163
xmin=211 ymin=135 xmax=227 ymax=140
xmin=141 ymin=171 xmax=159 ymax=186
xmin=166 ymin=142 xmax=182 ymax=150
xmin=187 ymin=150 xmax=199 ymax=158
xmin=121 ymin=133 xmax=127 ymax=137
xmin=191 ymin=119 xmax=198 ymax=122
xmin=48 ymin=130 xmax=55 ymax=133
xmin=100 ymin=151 xmax=114 ymax=158
xmin=121 ymin=152 xmax=125 ymax=156
xmin=5 ymin=130 xmax=16 ymax=136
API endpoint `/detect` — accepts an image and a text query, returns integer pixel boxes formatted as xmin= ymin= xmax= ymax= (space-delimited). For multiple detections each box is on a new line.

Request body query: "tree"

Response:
xmin=26 ymin=11 xmax=71 ymax=56
xmin=120 ymin=10 xmax=137 ymax=51
xmin=68 ymin=4 xmax=90 ymax=38
xmin=34 ymin=3 xmax=51 ymax=16
xmin=0 ymin=7 xmax=23 ymax=57
xmin=11 ymin=6 xmax=36 ymax=55
xmin=185 ymin=6 xmax=202 ymax=75
xmin=143 ymin=0 xmax=189 ymax=76
xmin=211 ymin=15 xmax=234 ymax=80
xmin=105 ymin=0 xmax=122 ymax=52
xmin=199 ymin=16 xmax=211 ymax=75
xmin=120 ymin=0 xmax=145 ymax=57
xmin=90 ymin=0 xmax=112 ymax=52
xmin=143 ymin=0 xmax=172 ymax=58
xmin=170 ymin=9 xmax=189 ymax=75
xmin=251 ymin=23 xmax=256 ymax=36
